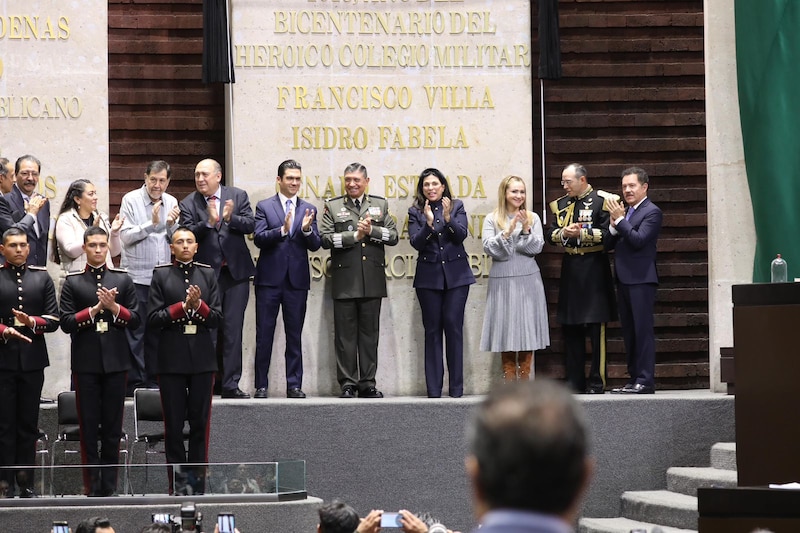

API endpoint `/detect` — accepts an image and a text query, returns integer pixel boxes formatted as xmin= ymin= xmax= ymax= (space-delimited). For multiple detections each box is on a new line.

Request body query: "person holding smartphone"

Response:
xmin=480 ymin=176 xmax=550 ymax=381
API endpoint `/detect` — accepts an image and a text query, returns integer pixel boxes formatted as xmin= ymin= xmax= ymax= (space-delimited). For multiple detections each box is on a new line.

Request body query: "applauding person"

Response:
xmin=480 ymin=176 xmax=550 ymax=381
xmin=408 ymin=168 xmax=475 ymax=398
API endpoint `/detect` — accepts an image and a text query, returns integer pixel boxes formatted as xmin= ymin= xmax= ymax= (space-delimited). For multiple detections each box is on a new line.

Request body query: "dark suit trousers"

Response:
xmin=126 ymin=283 xmax=159 ymax=390
xmin=255 ymin=284 xmax=307 ymax=390
xmin=563 ymin=323 xmax=606 ymax=392
xmin=214 ymin=267 xmax=250 ymax=392
xmin=416 ymin=286 xmax=470 ymax=397
xmin=0 ymin=369 xmax=44 ymax=493
xmin=74 ymin=371 xmax=127 ymax=495
xmin=333 ymin=297 xmax=381 ymax=391
xmin=158 ymin=372 xmax=214 ymax=465
xmin=617 ymin=283 xmax=657 ymax=387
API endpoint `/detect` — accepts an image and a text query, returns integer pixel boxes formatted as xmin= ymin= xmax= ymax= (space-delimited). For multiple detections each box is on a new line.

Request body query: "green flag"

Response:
xmin=736 ymin=1 xmax=800 ymax=281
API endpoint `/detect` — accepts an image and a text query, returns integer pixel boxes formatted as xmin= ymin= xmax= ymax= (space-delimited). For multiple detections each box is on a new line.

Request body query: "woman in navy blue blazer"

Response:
xmin=409 ymin=168 xmax=475 ymax=397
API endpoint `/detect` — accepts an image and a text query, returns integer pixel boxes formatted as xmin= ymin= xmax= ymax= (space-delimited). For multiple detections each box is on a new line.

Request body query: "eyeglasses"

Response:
xmin=560 ymin=180 xmax=575 ymax=186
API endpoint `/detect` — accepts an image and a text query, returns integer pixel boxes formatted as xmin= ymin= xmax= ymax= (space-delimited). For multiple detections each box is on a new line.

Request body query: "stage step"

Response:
xmin=620 ymin=490 xmax=698 ymax=530
xmin=710 ymin=442 xmax=736 ymax=471
xmin=666 ymin=466 xmax=737 ymax=496
xmin=579 ymin=516 xmax=696 ymax=533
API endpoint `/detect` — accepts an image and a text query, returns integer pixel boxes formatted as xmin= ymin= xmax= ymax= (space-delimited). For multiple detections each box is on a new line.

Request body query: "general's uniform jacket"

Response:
xmin=59 ymin=265 xmax=140 ymax=373
xmin=547 ymin=186 xmax=617 ymax=325
xmin=147 ymin=261 xmax=222 ymax=374
xmin=320 ymin=194 xmax=399 ymax=299
xmin=0 ymin=264 xmax=59 ymax=371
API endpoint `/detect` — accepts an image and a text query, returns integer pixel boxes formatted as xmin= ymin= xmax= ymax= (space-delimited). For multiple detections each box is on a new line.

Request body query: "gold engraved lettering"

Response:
xmin=377 ymin=125 xmax=468 ymax=149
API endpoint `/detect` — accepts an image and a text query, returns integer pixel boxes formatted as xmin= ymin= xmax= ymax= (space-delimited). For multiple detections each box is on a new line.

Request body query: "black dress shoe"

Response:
xmin=222 ymin=388 xmax=250 ymax=399
xmin=359 ymin=387 xmax=384 ymax=398
xmin=254 ymin=388 xmax=268 ymax=399
xmin=287 ymin=388 xmax=306 ymax=398
xmin=339 ymin=386 xmax=356 ymax=398
xmin=586 ymin=386 xmax=605 ymax=394
xmin=611 ymin=382 xmax=636 ymax=393
xmin=622 ymin=383 xmax=655 ymax=394
xmin=19 ymin=488 xmax=37 ymax=498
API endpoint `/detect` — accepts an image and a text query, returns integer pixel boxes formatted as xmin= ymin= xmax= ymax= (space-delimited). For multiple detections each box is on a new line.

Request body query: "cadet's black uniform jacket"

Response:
xmin=59 ymin=264 xmax=140 ymax=372
xmin=147 ymin=260 xmax=222 ymax=374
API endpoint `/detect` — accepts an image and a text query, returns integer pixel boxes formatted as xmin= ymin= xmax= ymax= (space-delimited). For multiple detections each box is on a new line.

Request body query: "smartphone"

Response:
xmin=152 ymin=513 xmax=172 ymax=524
xmin=218 ymin=512 xmax=235 ymax=533
xmin=380 ymin=512 xmax=401 ymax=528
xmin=52 ymin=521 xmax=69 ymax=533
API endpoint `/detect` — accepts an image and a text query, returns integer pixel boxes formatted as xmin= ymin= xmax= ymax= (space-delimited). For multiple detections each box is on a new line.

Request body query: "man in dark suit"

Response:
xmin=0 ymin=228 xmax=59 ymax=498
xmin=607 ymin=167 xmax=663 ymax=395
xmin=466 ymin=380 xmax=592 ymax=533
xmin=253 ymin=159 xmax=321 ymax=399
xmin=320 ymin=162 xmax=398 ymax=398
xmin=148 ymin=226 xmax=222 ymax=494
xmin=180 ymin=158 xmax=255 ymax=399
xmin=0 ymin=161 xmax=35 ymax=235
xmin=60 ymin=226 xmax=140 ymax=496
xmin=6 ymin=155 xmax=50 ymax=267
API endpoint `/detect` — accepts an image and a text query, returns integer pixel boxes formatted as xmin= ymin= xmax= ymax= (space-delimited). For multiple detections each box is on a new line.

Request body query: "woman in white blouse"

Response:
xmin=54 ymin=179 xmax=124 ymax=275
xmin=480 ymin=175 xmax=550 ymax=381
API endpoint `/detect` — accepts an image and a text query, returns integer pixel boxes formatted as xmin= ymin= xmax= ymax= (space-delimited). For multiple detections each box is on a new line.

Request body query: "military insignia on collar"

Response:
xmin=582 ymin=198 xmax=593 ymax=209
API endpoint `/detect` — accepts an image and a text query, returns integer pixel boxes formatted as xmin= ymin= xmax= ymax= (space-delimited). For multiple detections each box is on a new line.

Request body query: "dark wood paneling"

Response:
xmin=532 ymin=0 xmax=708 ymax=389
xmin=108 ymin=0 xmax=225 ymax=213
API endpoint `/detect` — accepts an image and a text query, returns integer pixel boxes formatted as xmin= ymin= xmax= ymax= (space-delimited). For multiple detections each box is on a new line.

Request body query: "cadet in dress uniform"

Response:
xmin=0 ymin=228 xmax=59 ymax=498
xmin=148 ymin=226 xmax=221 ymax=495
xmin=59 ymin=226 xmax=140 ymax=496
xmin=548 ymin=164 xmax=617 ymax=394
xmin=320 ymin=162 xmax=398 ymax=399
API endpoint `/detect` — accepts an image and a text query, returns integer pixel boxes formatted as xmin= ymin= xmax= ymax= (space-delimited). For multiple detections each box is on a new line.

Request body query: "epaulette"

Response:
xmin=28 ymin=265 xmax=47 ymax=271
xmin=326 ymin=195 xmax=344 ymax=202
xmin=66 ymin=270 xmax=83 ymax=277
xmin=367 ymin=194 xmax=386 ymax=200
xmin=154 ymin=263 xmax=172 ymax=269
xmin=195 ymin=262 xmax=212 ymax=268
xmin=596 ymin=190 xmax=621 ymax=212
xmin=549 ymin=195 xmax=569 ymax=214
xmin=109 ymin=267 xmax=128 ymax=273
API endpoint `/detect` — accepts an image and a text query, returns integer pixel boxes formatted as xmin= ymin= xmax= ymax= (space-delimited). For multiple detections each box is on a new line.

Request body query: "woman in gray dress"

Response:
xmin=480 ymin=175 xmax=550 ymax=381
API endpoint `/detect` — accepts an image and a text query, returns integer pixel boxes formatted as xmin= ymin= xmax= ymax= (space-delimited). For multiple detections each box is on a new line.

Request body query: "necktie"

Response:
xmin=354 ymin=198 xmax=361 ymax=211
xmin=625 ymin=206 xmax=634 ymax=221
xmin=285 ymin=199 xmax=294 ymax=235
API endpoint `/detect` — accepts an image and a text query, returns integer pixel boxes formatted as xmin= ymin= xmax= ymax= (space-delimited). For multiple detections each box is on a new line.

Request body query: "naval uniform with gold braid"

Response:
xmin=0 ymin=263 xmax=59 ymax=497
xmin=148 ymin=260 xmax=221 ymax=494
xmin=548 ymin=187 xmax=617 ymax=393
xmin=59 ymin=264 xmax=140 ymax=496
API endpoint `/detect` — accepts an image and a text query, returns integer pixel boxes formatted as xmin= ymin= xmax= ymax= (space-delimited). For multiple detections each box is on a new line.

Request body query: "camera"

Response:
xmin=151 ymin=502 xmax=204 ymax=532
xmin=217 ymin=512 xmax=235 ymax=533
xmin=52 ymin=521 xmax=69 ymax=533
xmin=380 ymin=512 xmax=402 ymax=528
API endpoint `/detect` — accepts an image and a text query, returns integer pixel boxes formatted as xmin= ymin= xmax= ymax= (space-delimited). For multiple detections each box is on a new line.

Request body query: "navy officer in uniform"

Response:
xmin=548 ymin=163 xmax=617 ymax=394
xmin=60 ymin=226 xmax=140 ymax=496
xmin=0 ymin=227 xmax=59 ymax=498
xmin=320 ymin=162 xmax=398 ymax=398
xmin=148 ymin=226 xmax=221 ymax=494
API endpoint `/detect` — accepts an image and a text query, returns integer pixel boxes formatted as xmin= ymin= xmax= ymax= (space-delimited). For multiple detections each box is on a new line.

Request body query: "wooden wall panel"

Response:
xmin=532 ymin=0 xmax=708 ymax=389
xmin=108 ymin=0 xmax=225 ymax=213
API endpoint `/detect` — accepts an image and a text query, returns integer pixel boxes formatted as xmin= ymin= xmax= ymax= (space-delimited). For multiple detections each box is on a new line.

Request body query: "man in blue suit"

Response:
xmin=6 ymin=155 xmax=50 ymax=267
xmin=253 ymin=160 xmax=320 ymax=399
xmin=606 ymin=167 xmax=663 ymax=394
xmin=466 ymin=380 xmax=592 ymax=533
xmin=180 ymin=158 xmax=256 ymax=399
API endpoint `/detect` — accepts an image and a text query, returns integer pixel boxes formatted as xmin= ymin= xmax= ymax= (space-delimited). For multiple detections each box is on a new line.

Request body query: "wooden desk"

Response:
xmin=732 ymin=283 xmax=800 ymax=486
xmin=699 ymin=486 xmax=800 ymax=532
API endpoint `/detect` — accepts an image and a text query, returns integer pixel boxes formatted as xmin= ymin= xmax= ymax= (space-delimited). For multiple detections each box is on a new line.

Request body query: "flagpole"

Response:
xmin=540 ymin=78 xmax=547 ymax=224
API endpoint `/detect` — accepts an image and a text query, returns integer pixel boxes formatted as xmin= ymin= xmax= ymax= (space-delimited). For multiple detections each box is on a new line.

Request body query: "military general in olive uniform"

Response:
xmin=548 ymin=163 xmax=617 ymax=394
xmin=320 ymin=162 xmax=398 ymax=399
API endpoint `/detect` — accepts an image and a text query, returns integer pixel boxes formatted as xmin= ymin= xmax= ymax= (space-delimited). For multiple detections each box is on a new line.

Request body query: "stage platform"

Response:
xmin=13 ymin=390 xmax=733 ymax=533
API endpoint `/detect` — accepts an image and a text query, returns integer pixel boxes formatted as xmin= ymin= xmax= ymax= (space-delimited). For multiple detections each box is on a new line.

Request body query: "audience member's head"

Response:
xmin=318 ymin=500 xmax=360 ymax=533
xmin=137 ymin=525 xmax=172 ymax=533
xmin=466 ymin=380 xmax=593 ymax=524
xmin=75 ymin=516 xmax=114 ymax=533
